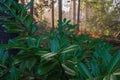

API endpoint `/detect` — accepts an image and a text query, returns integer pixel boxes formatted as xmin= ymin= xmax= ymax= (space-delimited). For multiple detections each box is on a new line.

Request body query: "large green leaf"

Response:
xmin=5 ymin=0 xmax=13 ymax=7
xmin=0 ymin=44 xmax=13 ymax=49
xmin=107 ymin=51 xmax=120 ymax=74
xmin=90 ymin=59 xmax=100 ymax=77
xmin=41 ymin=53 xmax=57 ymax=59
xmin=62 ymin=64 xmax=76 ymax=76
xmin=50 ymin=37 xmax=59 ymax=53
xmin=35 ymin=51 xmax=49 ymax=56
xmin=2 ymin=51 xmax=9 ymax=65
xmin=31 ymin=24 xmax=37 ymax=34
xmin=6 ymin=29 xmax=24 ymax=33
xmin=25 ymin=58 xmax=37 ymax=71
xmin=10 ymin=67 xmax=19 ymax=80
xmin=13 ymin=53 xmax=34 ymax=65
xmin=24 ymin=15 xmax=32 ymax=27
xmin=60 ymin=45 xmax=79 ymax=54
xmin=38 ymin=60 xmax=58 ymax=75
xmin=93 ymin=49 xmax=112 ymax=66
xmin=78 ymin=62 xmax=93 ymax=79
xmin=0 ymin=49 xmax=4 ymax=59
xmin=36 ymin=36 xmax=41 ymax=48
xmin=27 ymin=37 xmax=35 ymax=47
xmin=0 ymin=64 xmax=7 ymax=69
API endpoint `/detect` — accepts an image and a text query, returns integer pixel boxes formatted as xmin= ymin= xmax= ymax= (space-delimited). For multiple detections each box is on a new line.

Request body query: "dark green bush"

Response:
xmin=0 ymin=0 xmax=120 ymax=80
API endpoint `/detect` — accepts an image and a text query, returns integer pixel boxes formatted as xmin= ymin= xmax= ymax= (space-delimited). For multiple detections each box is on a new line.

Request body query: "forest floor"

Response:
xmin=78 ymin=30 xmax=120 ymax=52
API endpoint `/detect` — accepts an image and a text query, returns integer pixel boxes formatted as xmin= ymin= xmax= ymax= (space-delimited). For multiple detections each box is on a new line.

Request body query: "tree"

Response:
xmin=30 ymin=0 xmax=34 ymax=19
xmin=73 ymin=0 xmax=76 ymax=24
xmin=51 ymin=0 xmax=55 ymax=28
xmin=21 ymin=0 xmax=25 ymax=5
xmin=58 ymin=0 xmax=62 ymax=21
xmin=77 ymin=0 xmax=80 ymax=31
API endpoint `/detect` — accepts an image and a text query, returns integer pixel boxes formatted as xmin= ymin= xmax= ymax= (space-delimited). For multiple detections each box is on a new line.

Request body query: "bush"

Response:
xmin=0 ymin=0 xmax=120 ymax=80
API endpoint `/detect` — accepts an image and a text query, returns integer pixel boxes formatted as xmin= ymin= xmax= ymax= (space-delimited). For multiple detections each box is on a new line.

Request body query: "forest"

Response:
xmin=0 ymin=0 xmax=120 ymax=80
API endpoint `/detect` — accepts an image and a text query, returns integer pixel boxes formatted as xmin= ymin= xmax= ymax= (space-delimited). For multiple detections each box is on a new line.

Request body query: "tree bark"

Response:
xmin=21 ymin=0 xmax=25 ymax=5
xmin=77 ymin=0 xmax=80 ymax=31
xmin=73 ymin=0 xmax=76 ymax=24
xmin=58 ymin=0 xmax=62 ymax=21
xmin=51 ymin=0 xmax=54 ymax=28
xmin=30 ymin=0 xmax=34 ymax=19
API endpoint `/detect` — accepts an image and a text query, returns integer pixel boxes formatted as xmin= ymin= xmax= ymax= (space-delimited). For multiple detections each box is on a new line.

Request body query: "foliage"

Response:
xmin=0 ymin=0 xmax=120 ymax=80
xmin=85 ymin=0 xmax=120 ymax=36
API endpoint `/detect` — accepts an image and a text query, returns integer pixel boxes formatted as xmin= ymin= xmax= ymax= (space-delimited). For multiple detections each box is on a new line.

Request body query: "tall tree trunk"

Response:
xmin=51 ymin=0 xmax=54 ymax=28
xmin=73 ymin=0 xmax=76 ymax=24
xmin=77 ymin=0 xmax=80 ymax=31
xmin=30 ymin=0 xmax=34 ymax=19
xmin=85 ymin=2 xmax=88 ymax=20
xmin=58 ymin=0 xmax=62 ymax=21
xmin=39 ymin=0 xmax=43 ymax=20
xmin=85 ymin=1 xmax=89 ymax=29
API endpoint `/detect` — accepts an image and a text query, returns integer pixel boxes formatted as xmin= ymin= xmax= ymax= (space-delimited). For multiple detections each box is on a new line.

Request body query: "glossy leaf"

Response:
xmin=24 ymin=15 xmax=32 ymax=27
xmin=38 ymin=61 xmax=58 ymax=75
xmin=107 ymin=51 xmax=120 ymax=74
xmin=36 ymin=36 xmax=41 ymax=48
xmin=10 ymin=67 xmax=18 ymax=80
xmin=27 ymin=37 xmax=35 ymax=47
xmin=78 ymin=62 xmax=93 ymax=79
xmin=50 ymin=37 xmax=59 ymax=53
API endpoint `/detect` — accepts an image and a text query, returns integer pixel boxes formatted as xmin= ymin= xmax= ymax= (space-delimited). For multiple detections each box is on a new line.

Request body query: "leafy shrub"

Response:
xmin=0 ymin=0 xmax=120 ymax=80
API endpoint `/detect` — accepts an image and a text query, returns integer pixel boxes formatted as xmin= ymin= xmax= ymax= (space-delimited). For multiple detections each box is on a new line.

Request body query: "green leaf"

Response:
xmin=24 ymin=15 xmax=32 ymax=27
xmin=62 ymin=64 xmax=76 ymax=76
xmin=38 ymin=60 xmax=58 ymax=75
xmin=90 ymin=59 xmax=100 ymax=77
xmin=0 ymin=44 xmax=12 ymax=49
xmin=26 ymin=58 xmax=37 ymax=71
xmin=63 ymin=45 xmax=78 ymax=50
xmin=107 ymin=51 xmax=120 ymax=74
xmin=19 ymin=62 xmax=26 ymax=72
xmin=94 ymin=49 xmax=112 ymax=65
xmin=50 ymin=37 xmax=59 ymax=53
xmin=61 ymin=48 xmax=75 ymax=54
xmin=13 ymin=53 xmax=33 ymax=65
xmin=27 ymin=37 xmax=35 ymax=47
xmin=35 ymin=51 xmax=49 ymax=56
xmin=5 ymin=0 xmax=13 ymax=7
xmin=41 ymin=53 xmax=56 ymax=59
xmin=6 ymin=29 xmax=24 ymax=33
xmin=110 ymin=75 xmax=117 ymax=80
xmin=31 ymin=24 xmax=37 ymax=34
xmin=0 ymin=49 xmax=4 ymax=59
xmin=63 ymin=18 xmax=67 ymax=23
xmin=0 ymin=64 xmax=7 ymax=69
xmin=61 ymin=45 xmax=78 ymax=54
xmin=78 ymin=62 xmax=93 ymax=79
xmin=36 ymin=36 xmax=41 ymax=48
xmin=2 ymin=51 xmax=9 ymax=65
xmin=0 ymin=44 xmax=25 ymax=49
xmin=8 ymin=40 xmax=26 ymax=49
xmin=10 ymin=67 xmax=19 ymax=80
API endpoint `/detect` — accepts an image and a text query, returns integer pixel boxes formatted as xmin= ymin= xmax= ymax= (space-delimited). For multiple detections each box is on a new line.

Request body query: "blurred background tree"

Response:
xmin=17 ymin=0 xmax=120 ymax=38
